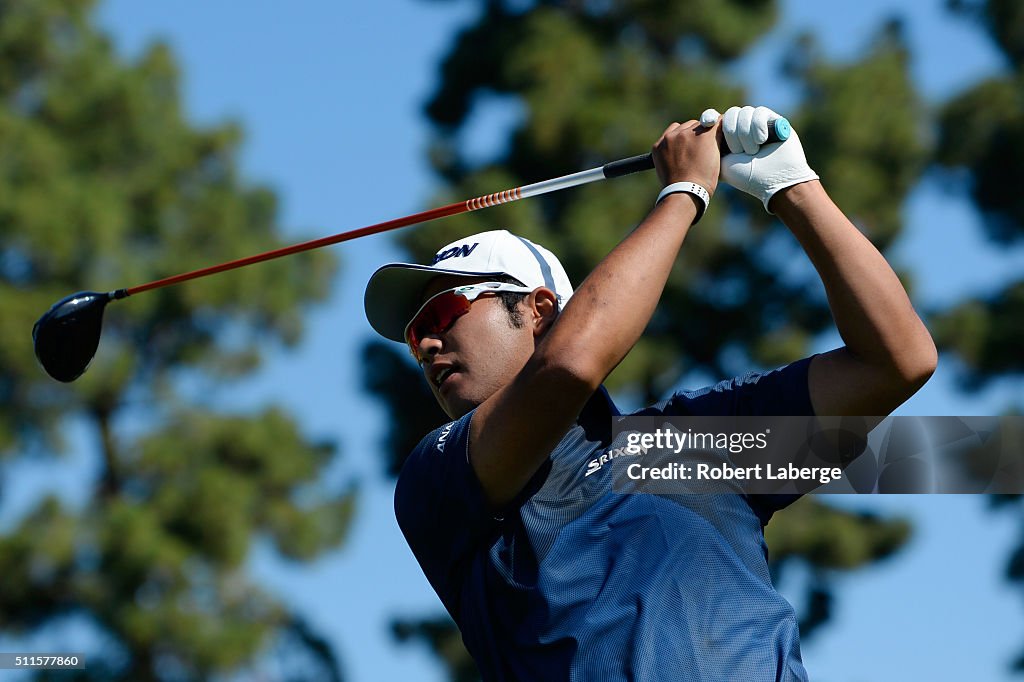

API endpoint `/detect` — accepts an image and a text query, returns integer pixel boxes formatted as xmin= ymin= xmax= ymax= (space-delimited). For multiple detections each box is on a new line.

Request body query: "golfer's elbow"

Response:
xmin=906 ymin=339 xmax=938 ymax=392
xmin=885 ymin=325 xmax=938 ymax=398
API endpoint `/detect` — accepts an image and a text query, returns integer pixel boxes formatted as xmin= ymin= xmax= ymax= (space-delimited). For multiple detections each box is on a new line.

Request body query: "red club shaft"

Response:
xmin=120 ymin=140 xmax=682 ymax=297
xmin=112 ymin=116 xmax=791 ymax=298
xmin=125 ymin=200 xmax=473 ymax=296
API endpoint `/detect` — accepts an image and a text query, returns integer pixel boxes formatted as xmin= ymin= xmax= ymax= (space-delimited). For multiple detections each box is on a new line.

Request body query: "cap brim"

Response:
xmin=364 ymin=263 xmax=509 ymax=342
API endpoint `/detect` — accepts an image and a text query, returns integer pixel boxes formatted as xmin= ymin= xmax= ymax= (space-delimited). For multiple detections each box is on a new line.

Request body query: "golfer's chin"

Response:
xmin=436 ymin=382 xmax=482 ymax=421
xmin=439 ymin=393 xmax=477 ymax=421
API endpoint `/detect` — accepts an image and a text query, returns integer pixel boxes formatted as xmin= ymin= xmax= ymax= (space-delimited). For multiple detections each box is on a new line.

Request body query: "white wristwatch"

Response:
xmin=656 ymin=181 xmax=710 ymax=223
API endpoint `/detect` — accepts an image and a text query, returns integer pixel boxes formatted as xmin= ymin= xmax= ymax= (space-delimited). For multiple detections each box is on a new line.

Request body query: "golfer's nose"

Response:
xmin=416 ymin=334 xmax=443 ymax=364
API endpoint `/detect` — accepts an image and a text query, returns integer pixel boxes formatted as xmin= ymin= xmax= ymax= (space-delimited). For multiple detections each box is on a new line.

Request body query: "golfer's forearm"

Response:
xmin=534 ymin=194 xmax=699 ymax=386
xmin=470 ymin=196 xmax=699 ymax=509
xmin=772 ymin=181 xmax=936 ymax=381
xmin=470 ymin=122 xmax=716 ymax=508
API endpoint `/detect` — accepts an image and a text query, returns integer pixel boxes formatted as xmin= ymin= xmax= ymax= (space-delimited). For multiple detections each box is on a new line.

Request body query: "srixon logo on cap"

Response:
xmin=432 ymin=242 xmax=479 ymax=265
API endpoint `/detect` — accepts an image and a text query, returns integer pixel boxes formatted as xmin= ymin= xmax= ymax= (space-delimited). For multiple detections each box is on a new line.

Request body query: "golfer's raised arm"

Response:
xmin=771 ymin=181 xmax=937 ymax=417
xmin=469 ymin=120 xmax=721 ymax=509
xmin=718 ymin=105 xmax=937 ymax=418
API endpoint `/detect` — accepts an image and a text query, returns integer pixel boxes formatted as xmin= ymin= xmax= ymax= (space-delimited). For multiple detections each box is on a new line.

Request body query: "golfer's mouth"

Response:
xmin=430 ymin=364 xmax=458 ymax=391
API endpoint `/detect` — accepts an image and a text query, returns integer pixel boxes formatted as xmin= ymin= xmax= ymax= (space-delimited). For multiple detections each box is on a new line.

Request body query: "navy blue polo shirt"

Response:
xmin=395 ymin=357 xmax=816 ymax=681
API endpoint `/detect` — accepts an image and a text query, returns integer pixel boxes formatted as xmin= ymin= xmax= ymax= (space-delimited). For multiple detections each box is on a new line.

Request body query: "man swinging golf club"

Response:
xmin=363 ymin=106 xmax=937 ymax=681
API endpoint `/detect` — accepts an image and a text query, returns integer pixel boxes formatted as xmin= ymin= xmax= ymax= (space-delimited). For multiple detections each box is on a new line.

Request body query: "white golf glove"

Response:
xmin=715 ymin=106 xmax=819 ymax=213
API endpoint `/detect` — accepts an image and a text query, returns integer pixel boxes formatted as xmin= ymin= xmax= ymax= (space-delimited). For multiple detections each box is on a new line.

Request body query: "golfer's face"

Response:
xmin=414 ymin=276 xmax=532 ymax=419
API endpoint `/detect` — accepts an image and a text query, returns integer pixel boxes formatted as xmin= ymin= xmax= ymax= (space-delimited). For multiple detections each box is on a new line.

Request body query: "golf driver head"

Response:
xmin=32 ymin=291 xmax=113 ymax=382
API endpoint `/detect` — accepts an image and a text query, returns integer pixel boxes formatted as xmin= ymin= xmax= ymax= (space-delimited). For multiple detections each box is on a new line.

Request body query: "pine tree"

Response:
xmin=935 ymin=0 xmax=1024 ymax=673
xmin=0 ymin=1 xmax=352 ymax=678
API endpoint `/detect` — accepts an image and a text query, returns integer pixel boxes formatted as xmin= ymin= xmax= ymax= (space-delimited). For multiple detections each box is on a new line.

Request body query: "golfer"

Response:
xmin=364 ymin=106 xmax=936 ymax=681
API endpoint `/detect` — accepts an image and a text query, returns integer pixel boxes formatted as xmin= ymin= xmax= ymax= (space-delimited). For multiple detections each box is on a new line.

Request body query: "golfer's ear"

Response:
xmin=529 ymin=287 xmax=558 ymax=336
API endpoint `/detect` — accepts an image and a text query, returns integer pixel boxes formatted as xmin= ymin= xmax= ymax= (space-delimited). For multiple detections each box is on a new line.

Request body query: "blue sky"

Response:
xmin=4 ymin=0 xmax=1024 ymax=680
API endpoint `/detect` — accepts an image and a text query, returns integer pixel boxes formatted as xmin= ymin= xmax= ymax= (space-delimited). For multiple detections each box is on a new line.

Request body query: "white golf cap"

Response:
xmin=364 ymin=229 xmax=574 ymax=342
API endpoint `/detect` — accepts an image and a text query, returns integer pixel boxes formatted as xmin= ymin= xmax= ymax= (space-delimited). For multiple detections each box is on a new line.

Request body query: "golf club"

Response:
xmin=32 ymin=117 xmax=790 ymax=382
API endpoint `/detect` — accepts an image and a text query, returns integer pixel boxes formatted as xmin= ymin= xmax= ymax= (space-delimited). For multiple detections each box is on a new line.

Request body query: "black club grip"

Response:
xmin=601 ymin=117 xmax=791 ymax=180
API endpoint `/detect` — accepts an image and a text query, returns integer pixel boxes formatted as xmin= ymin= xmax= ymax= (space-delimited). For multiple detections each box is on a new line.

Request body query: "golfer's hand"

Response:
xmin=720 ymin=105 xmax=819 ymax=212
xmin=652 ymin=119 xmax=721 ymax=196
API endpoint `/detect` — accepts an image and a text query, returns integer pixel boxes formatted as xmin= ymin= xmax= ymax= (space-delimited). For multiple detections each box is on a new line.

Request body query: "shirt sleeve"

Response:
xmin=650 ymin=355 xmax=817 ymax=418
xmin=638 ymin=355 xmax=818 ymax=520
xmin=393 ymin=411 xmax=495 ymax=619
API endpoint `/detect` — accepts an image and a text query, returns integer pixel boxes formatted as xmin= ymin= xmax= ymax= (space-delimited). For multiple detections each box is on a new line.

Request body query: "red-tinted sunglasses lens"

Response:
xmin=406 ymin=291 xmax=472 ymax=353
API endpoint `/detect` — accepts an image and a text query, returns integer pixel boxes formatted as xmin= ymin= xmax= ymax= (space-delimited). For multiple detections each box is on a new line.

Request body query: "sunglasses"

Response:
xmin=404 ymin=282 xmax=535 ymax=360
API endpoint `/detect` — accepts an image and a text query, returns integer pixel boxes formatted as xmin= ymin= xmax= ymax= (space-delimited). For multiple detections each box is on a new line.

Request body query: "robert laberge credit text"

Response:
xmin=622 ymin=429 xmax=844 ymax=485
